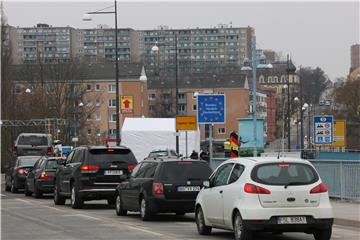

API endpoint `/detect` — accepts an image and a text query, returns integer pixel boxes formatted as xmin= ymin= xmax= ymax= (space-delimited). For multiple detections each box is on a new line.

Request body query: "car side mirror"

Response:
xmin=203 ymin=180 xmax=210 ymax=188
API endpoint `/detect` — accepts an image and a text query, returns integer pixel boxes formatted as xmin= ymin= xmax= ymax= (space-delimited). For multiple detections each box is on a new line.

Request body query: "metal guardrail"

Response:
xmin=210 ymin=158 xmax=360 ymax=200
xmin=310 ymin=160 xmax=360 ymax=200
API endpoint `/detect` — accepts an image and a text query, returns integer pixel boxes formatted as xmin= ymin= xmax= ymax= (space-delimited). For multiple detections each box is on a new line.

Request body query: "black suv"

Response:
xmin=115 ymin=159 xmax=212 ymax=220
xmin=54 ymin=146 xmax=137 ymax=209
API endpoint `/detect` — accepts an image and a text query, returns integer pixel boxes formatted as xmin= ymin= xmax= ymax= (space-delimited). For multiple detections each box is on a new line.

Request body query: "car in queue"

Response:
xmin=144 ymin=148 xmax=179 ymax=160
xmin=54 ymin=146 xmax=137 ymax=209
xmin=195 ymin=157 xmax=333 ymax=240
xmin=24 ymin=156 xmax=66 ymax=198
xmin=5 ymin=156 xmax=41 ymax=193
xmin=115 ymin=158 xmax=212 ymax=221
xmin=13 ymin=133 xmax=53 ymax=157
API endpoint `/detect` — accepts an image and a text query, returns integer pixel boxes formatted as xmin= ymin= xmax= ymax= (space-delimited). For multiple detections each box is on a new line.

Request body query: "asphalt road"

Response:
xmin=1 ymin=190 xmax=359 ymax=240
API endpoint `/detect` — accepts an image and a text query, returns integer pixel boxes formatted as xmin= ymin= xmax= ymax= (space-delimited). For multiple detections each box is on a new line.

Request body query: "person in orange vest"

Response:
xmin=224 ymin=139 xmax=231 ymax=158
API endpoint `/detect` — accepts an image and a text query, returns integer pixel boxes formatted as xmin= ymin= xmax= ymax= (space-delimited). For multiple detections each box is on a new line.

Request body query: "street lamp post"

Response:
xmin=294 ymin=96 xmax=299 ymax=149
xmin=151 ymin=34 xmax=180 ymax=154
xmin=286 ymin=56 xmax=296 ymax=151
xmin=83 ymin=0 xmax=120 ymax=146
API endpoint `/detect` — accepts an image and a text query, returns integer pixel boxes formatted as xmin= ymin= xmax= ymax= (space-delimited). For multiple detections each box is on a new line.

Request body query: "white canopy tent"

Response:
xmin=121 ymin=118 xmax=200 ymax=162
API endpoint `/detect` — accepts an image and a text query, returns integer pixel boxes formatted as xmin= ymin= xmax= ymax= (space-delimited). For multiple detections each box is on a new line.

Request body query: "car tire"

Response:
xmin=10 ymin=179 xmax=18 ymax=193
xmin=24 ymin=183 xmax=32 ymax=196
xmin=54 ymin=183 xmax=66 ymax=205
xmin=115 ymin=194 xmax=127 ymax=216
xmin=313 ymin=228 xmax=332 ymax=240
xmin=34 ymin=182 xmax=43 ymax=198
xmin=70 ymin=182 xmax=83 ymax=209
xmin=196 ymin=207 xmax=212 ymax=235
xmin=5 ymin=180 xmax=11 ymax=192
xmin=140 ymin=197 xmax=153 ymax=221
xmin=234 ymin=212 xmax=252 ymax=240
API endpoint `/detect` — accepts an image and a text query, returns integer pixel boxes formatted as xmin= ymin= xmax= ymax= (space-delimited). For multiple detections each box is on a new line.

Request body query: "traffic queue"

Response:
xmin=5 ymin=138 xmax=333 ymax=240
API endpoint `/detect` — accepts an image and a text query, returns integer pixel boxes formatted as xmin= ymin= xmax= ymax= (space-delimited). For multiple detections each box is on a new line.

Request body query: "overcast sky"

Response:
xmin=3 ymin=0 xmax=359 ymax=80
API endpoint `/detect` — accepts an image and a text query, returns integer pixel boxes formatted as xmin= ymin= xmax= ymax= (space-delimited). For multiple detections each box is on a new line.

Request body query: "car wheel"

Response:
xmin=140 ymin=197 xmax=153 ymax=221
xmin=54 ymin=183 xmax=66 ymax=205
xmin=34 ymin=182 xmax=43 ymax=198
xmin=10 ymin=179 xmax=18 ymax=193
xmin=70 ymin=182 xmax=83 ymax=209
xmin=115 ymin=194 xmax=127 ymax=216
xmin=234 ymin=212 xmax=252 ymax=240
xmin=313 ymin=228 xmax=332 ymax=240
xmin=24 ymin=182 xmax=32 ymax=196
xmin=5 ymin=179 xmax=11 ymax=192
xmin=196 ymin=207 xmax=212 ymax=235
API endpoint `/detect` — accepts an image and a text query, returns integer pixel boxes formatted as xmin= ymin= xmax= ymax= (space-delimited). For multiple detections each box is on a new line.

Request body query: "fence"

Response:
xmin=210 ymin=158 xmax=360 ymax=200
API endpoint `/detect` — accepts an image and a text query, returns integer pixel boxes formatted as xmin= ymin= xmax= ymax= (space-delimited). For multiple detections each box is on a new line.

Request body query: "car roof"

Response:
xmin=78 ymin=145 xmax=131 ymax=150
xmin=18 ymin=133 xmax=50 ymax=137
xmin=223 ymin=157 xmax=311 ymax=167
xmin=17 ymin=156 xmax=42 ymax=159
xmin=143 ymin=158 xmax=208 ymax=164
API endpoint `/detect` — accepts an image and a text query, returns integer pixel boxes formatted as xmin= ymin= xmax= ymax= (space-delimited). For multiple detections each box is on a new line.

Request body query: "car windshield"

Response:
xmin=149 ymin=151 xmax=168 ymax=157
xmin=251 ymin=162 xmax=319 ymax=186
xmin=18 ymin=157 xmax=40 ymax=167
xmin=18 ymin=135 xmax=48 ymax=146
xmin=89 ymin=148 xmax=138 ymax=165
xmin=45 ymin=159 xmax=64 ymax=169
xmin=160 ymin=161 xmax=212 ymax=182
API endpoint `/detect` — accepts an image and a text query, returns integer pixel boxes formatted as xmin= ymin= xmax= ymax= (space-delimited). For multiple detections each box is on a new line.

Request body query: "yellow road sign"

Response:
xmin=120 ymin=96 xmax=133 ymax=113
xmin=176 ymin=116 xmax=197 ymax=131
xmin=323 ymin=120 xmax=346 ymax=148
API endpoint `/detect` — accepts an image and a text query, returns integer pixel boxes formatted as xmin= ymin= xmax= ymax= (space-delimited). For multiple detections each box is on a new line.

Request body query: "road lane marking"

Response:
xmin=126 ymin=225 xmax=165 ymax=236
xmin=14 ymin=198 xmax=34 ymax=205
xmin=62 ymin=214 xmax=102 ymax=221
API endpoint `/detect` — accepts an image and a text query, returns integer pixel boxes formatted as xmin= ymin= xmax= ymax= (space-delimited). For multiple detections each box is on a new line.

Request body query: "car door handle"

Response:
xmin=219 ymin=190 xmax=223 ymax=194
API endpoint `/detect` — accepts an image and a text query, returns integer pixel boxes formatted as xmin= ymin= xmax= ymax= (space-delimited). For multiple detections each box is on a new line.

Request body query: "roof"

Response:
xmin=12 ymin=63 xmax=144 ymax=83
xmin=225 ymin=157 xmax=311 ymax=166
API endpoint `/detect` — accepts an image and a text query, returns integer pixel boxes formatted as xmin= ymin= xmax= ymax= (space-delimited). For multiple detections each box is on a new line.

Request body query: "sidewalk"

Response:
xmin=331 ymin=199 xmax=360 ymax=228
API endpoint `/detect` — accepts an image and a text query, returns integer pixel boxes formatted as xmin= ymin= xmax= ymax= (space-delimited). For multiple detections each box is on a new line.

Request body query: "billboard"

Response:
xmin=238 ymin=118 xmax=264 ymax=148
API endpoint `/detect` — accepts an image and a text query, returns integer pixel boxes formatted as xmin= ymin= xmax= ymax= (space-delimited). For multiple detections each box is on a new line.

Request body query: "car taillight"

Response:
xmin=13 ymin=146 xmax=17 ymax=156
xmin=310 ymin=183 xmax=328 ymax=194
xmin=17 ymin=168 xmax=25 ymax=175
xmin=47 ymin=147 xmax=53 ymax=155
xmin=127 ymin=165 xmax=135 ymax=172
xmin=152 ymin=182 xmax=164 ymax=196
xmin=80 ymin=165 xmax=100 ymax=173
xmin=39 ymin=172 xmax=52 ymax=179
xmin=244 ymin=183 xmax=271 ymax=194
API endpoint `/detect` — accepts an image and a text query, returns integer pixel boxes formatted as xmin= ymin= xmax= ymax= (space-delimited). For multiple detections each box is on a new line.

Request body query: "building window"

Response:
xmin=96 ymin=129 xmax=101 ymax=135
xmin=178 ymin=93 xmax=185 ymax=99
xmin=87 ymin=129 xmax=92 ymax=135
xmin=108 ymin=84 xmax=116 ymax=93
xmin=109 ymin=113 xmax=117 ymax=122
xmin=193 ymin=104 xmax=197 ymax=111
xmin=218 ymin=127 xmax=226 ymax=134
xmin=86 ymin=84 xmax=92 ymax=91
xmin=149 ymin=105 xmax=154 ymax=112
xmin=108 ymin=99 xmax=116 ymax=107
xmin=148 ymin=93 xmax=156 ymax=100
xmin=96 ymin=98 xmax=101 ymax=107
xmin=96 ymin=113 xmax=101 ymax=121
xmin=178 ymin=104 xmax=186 ymax=112
xmin=95 ymin=84 xmax=100 ymax=91
xmin=109 ymin=128 xmax=116 ymax=136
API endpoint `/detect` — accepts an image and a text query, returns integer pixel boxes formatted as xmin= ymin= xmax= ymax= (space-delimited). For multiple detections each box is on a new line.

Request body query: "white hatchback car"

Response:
xmin=195 ymin=157 xmax=333 ymax=240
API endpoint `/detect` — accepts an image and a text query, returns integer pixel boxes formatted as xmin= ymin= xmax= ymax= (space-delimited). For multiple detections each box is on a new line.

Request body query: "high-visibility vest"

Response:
xmin=224 ymin=141 xmax=231 ymax=151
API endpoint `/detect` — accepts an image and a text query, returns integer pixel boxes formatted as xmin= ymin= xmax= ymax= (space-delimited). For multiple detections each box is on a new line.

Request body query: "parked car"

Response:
xmin=115 ymin=158 xmax=212 ymax=221
xmin=24 ymin=156 xmax=66 ymax=198
xmin=13 ymin=133 xmax=53 ymax=157
xmin=5 ymin=156 xmax=41 ymax=193
xmin=54 ymin=146 xmax=137 ymax=209
xmin=195 ymin=157 xmax=333 ymax=240
xmin=144 ymin=148 xmax=179 ymax=160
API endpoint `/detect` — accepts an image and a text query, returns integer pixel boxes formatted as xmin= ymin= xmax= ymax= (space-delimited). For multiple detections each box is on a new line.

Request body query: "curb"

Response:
xmin=334 ymin=218 xmax=360 ymax=228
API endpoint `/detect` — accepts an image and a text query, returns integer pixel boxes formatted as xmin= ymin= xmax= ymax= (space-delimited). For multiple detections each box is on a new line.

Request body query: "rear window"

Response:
xmin=89 ymin=148 xmax=137 ymax=164
xmin=45 ymin=159 xmax=64 ymax=169
xmin=251 ymin=163 xmax=319 ymax=186
xmin=18 ymin=135 xmax=48 ymax=146
xmin=160 ymin=161 xmax=212 ymax=182
xmin=18 ymin=157 xmax=39 ymax=167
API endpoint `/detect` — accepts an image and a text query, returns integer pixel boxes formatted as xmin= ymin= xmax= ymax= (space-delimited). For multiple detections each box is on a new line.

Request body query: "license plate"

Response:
xmin=104 ymin=170 xmax=123 ymax=175
xmin=278 ymin=216 xmax=307 ymax=224
xmin=177 ymin=186 xmax=201 ymax=192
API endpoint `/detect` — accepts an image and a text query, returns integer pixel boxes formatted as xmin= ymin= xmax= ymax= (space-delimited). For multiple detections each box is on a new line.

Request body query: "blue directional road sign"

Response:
xmin=197 ymin=94 xmax=225 ymax=124
xmin=313 ymin=115 xmax=334 ymax=145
